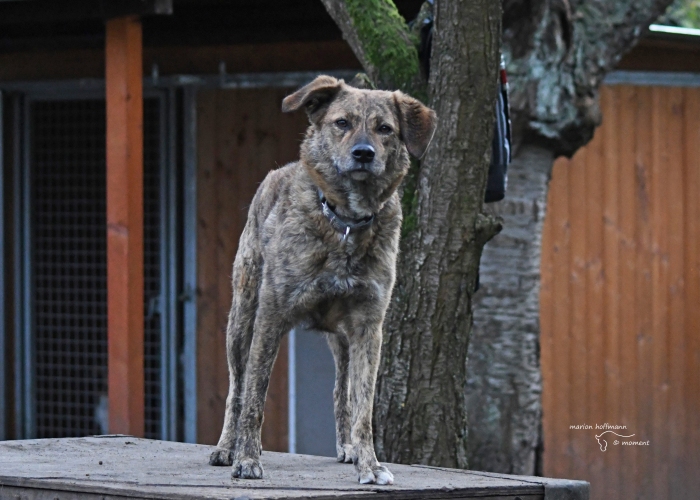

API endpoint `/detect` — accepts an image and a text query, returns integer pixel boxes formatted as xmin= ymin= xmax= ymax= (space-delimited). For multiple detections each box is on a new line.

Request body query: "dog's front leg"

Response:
xmin=210 ymin=255 xmax=262 ymax=467
xmin=326 ymin=333 xmax=352 ymax=463
xmin=349 ymin=326 xmax=394 ymax=485
xmin=231 ymin=304 xmax=289 ymax=480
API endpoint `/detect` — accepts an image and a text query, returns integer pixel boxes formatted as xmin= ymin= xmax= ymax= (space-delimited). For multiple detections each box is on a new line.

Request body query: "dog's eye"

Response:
xmin=378 ymin=124 xmax=393 ymax=134
xmin=335 ymin=119 xmax=349 ymax=129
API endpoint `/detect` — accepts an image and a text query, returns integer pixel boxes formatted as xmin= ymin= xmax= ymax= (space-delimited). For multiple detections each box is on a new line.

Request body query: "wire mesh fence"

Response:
xmin=29 ymin=97 xmax=164 ymax=439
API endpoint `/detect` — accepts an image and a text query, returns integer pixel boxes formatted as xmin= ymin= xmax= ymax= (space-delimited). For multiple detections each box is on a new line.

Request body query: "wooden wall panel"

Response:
xmin=541 ymin=84 xmax=700 ymax=500
xmin=196 ymin=88 xmax=309 ymax=451
xmin=0 ymin=41 xmax=359 ymax=82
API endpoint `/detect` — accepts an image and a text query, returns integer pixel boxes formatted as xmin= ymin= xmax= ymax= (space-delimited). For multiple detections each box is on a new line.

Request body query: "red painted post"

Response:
xmin=105 ymin=15 xmax=144 ymax=437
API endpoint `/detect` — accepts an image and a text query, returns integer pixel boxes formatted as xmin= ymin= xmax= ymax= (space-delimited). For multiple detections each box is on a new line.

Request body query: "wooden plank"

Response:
xmin=625 ymin=87 xmax=654 ymax=497
xmin=105 ymin=15 xmax=144 ymax=437
xmin=211 ymin=88 xmax=239 ymax=446
xmin=682 ymin=87 xmax=700 ymax=498
xmin=617 ymin=85 xmax=638 ymax=500
xmin=648 ymin=86 xmax=666 ymax=500
xmin=0 ymin=437 xmax=583 ymax=500
xmin=196 ymin=88 xmax=225 ymax=445
xmin=542 ymin=156 xmax=571 ymax=480
xmin=0 ymin=40 xmax=359 ymax=83
xmin=665 ymin=86 xmax=685 ymax=500
xmin=601 ymin=86 xmax=622 ymax=500
xmin=633 ymin=86 xmax=654 ymax=499
xmin=147 ymin=40 xmax=359 ymax=76
xmin=617 ymin=40 xmax=700 ymax=74
xmin=0 ymin=0 xmax=171 ymax=25
xmin=584 ymin=112 xmax=605 ymax=494
xmin=0 ymin=49 xmax=104 ymax=81
xmin=568 ymin=141 xmax=588 ymax=481
xmin=650 ymin=86 xmax=670 ymax=500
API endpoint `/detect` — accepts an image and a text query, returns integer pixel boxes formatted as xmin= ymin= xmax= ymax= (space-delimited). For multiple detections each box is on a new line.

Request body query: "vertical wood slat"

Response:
xmin=584 ymin=115 xmax=604 ymax=487
xmin=634 ymin=86 xmax=654 ymax=498
xmin=617 ymin=85 xmax=638 ymax=500
xmin=649 ymin=86 xmax=671 ymax=500
xmin=600 ymin=86 xmax=621 ymax=500
xmin=195 ymin=88 xmax=220 ymax=445
xmin=542 ymin=84 xmax=700 ymax=499
xmin=105 ymin=15 xmax=144 ymax=437
xmin=541 ymin=153 xmax=570 ymax=480
xmin=682 ymin=88 xmax=700 ymax=499
xmin=665 ymin=86 xmax=684 ymax=500
xmin=568 ymin=138 xmax=588 ymax=480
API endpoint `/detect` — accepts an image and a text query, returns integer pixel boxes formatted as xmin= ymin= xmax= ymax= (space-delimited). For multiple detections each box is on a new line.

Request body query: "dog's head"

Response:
xmin=282 ymin=76 xmax=437 ymax=213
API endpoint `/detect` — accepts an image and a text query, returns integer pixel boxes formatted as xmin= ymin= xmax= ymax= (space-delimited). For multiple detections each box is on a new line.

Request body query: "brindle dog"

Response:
xmin=208 ymin=75 xmax=436 ymax=485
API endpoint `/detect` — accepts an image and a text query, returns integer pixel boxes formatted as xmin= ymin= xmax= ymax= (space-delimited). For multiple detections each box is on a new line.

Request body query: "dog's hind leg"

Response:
xmin=209 ymin=254 xmax=262 ymax=467
xmin=325 ymin=333 xmax=353 ymax=463
xmin=231 ymin=293 xmax=292 ymax=480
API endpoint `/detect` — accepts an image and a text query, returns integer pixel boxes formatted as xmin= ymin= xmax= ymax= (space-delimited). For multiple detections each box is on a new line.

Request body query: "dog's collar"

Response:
xmin=318 ymin=190 xmax=375 ymax=241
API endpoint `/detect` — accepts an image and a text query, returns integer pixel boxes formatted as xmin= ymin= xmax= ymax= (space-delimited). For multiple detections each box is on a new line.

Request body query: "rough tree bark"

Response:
xmin=321 ymin=0 xmax=502 ymax=468
xmin=466 ymin=0 xmax=675 ymax=474
xmin=467 ymin=145 xmax=553 ymax=475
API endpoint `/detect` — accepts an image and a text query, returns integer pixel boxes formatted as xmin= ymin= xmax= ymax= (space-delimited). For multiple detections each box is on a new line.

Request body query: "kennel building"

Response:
xmin=1 ymin=4 xmax=697 ymax=500
xmin=0 ymin=0 xmax=421 ymax=449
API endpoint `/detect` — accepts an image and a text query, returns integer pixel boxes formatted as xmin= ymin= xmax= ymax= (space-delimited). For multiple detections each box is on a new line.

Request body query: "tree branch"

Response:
xmin=505 ymin=0 xmax=674 ymax=156
xmin=475 ymin=212 xmax=504 ymax=246
xmin=319 ymin=0 xmax=423 ymax=92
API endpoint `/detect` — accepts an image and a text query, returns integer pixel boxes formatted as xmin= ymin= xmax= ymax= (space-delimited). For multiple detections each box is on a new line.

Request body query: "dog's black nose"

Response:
xmin=351 ymin=144 xmax=375 ymax=163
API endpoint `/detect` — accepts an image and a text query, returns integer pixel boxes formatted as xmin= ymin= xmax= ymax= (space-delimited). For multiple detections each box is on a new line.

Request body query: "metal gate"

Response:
xmin=7 ymin=85 xmax=181 ymax=441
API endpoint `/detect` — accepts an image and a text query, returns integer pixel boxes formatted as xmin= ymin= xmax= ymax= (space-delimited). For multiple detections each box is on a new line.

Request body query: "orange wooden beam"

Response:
xmin=105 ymin=15 xmax=144 ymax=437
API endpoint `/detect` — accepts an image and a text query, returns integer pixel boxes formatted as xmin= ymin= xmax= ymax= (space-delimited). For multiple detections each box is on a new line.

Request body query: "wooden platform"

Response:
xmin=0 ymin=436 xmax=588 ymax=500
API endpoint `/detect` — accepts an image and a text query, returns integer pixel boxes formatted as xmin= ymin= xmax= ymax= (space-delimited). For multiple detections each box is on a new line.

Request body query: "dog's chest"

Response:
xmin=314 ymin=250 xmax=372 ymax=297
xmin=303 ymin=251 xmax=386 ymax=330
xmin=283 ymin=243 xmax=387 ymax=310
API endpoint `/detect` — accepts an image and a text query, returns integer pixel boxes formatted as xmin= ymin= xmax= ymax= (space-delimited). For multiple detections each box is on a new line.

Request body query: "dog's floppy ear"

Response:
xmin=282 ymin=75 xmax=343 ymax=123
xmin=393 ymin=91 xmax=437 ymax=159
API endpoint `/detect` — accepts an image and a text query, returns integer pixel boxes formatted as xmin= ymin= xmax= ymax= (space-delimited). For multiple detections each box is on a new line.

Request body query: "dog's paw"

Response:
xmin=337 ymin=444 xmax=354 ymax=464
xmin=358 ymin=464 xmax=394 ymax=485
xmin=209 ymin=448 xmax=234 ymax=466
xmin=232 ymin=457 xmax=264 ymax=480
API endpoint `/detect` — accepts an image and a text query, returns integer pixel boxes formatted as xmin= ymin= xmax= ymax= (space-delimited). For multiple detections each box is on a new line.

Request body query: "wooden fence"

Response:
xmin=541 ymin=84 xmax=700 ymax=499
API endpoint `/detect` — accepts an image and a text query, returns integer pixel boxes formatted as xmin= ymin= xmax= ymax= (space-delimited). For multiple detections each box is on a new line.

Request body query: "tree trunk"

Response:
xmin=373 ymin=1 xmax=502 ymax=468
xmin=466 ymin=144 xmax=554 ymax=474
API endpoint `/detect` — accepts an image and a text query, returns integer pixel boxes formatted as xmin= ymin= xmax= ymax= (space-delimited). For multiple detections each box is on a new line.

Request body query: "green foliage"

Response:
xmin=345 ymin=0 xmax=421 ymax=90
xmin=658 ymin=0 xmax=700 ymax=28
xmin=342 ymin=1 xmax=424 ymax=234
